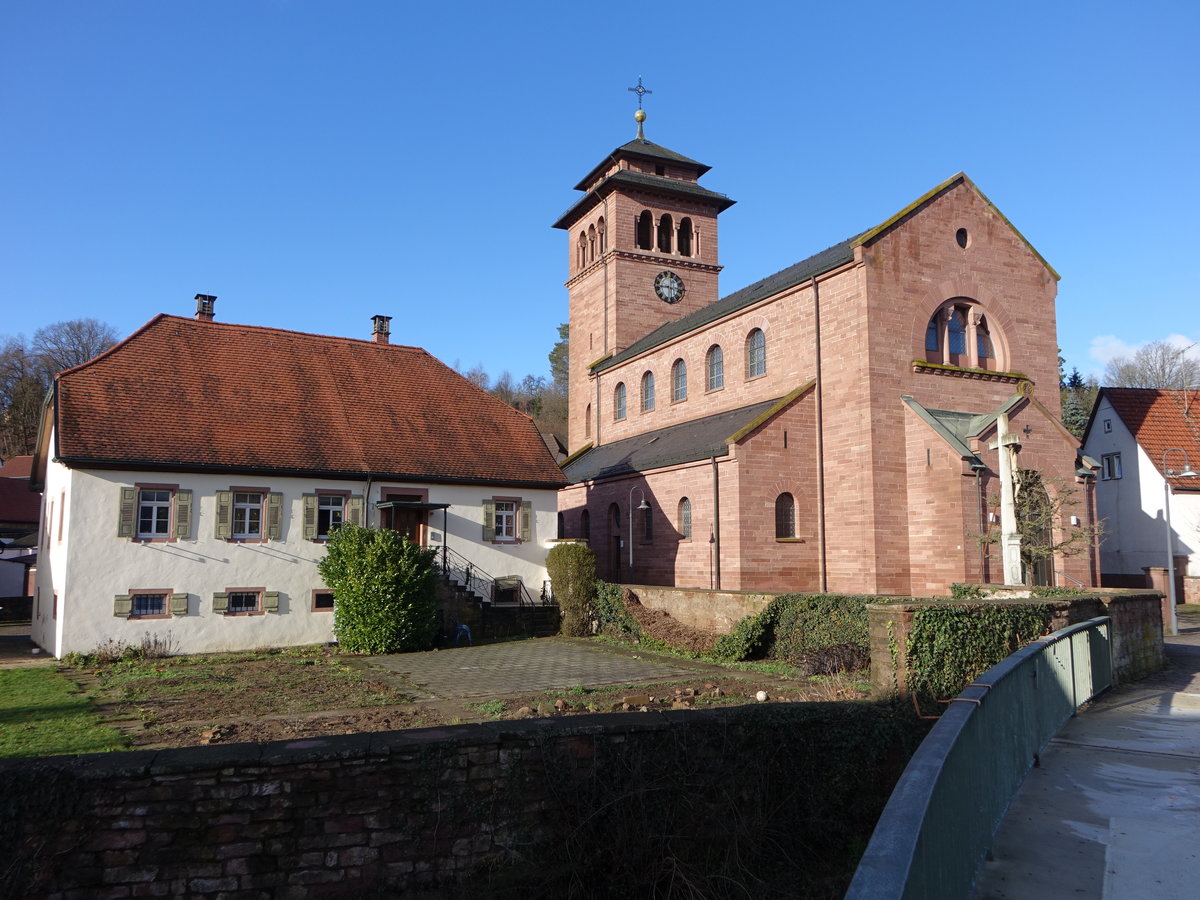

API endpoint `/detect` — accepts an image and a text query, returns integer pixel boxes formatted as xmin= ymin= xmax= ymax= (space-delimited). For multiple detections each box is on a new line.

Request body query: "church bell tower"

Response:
xmin=553 ymin=88 xmax=735 ymax=453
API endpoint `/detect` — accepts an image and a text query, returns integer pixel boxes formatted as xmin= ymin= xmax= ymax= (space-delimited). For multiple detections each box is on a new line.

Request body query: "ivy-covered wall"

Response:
xmin=867 ymin=590 xmax=1164 ymax=698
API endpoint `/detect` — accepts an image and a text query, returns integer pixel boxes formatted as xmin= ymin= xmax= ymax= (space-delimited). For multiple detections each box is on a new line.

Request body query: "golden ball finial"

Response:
xmin=635 ymin=108 xmax=646 ymax=123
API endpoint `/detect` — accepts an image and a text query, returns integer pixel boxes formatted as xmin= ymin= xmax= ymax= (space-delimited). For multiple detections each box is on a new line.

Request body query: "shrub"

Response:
xmin=318 ymin=524 xmax=439 ymax=654
xmin=545 ymin=543 xmax=597 ymax=637
xmin=712 ymin=594 xmax=871 ymax=673
xmin=710 ymin=610 xmax=771 ymax=662
xmin=592 ymin=580 xmax=640 ymax=638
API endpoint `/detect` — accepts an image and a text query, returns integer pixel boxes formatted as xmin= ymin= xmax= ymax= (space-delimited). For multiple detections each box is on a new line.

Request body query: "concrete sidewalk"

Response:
xmin=974 ymin=612 xmax=1200 ymax=899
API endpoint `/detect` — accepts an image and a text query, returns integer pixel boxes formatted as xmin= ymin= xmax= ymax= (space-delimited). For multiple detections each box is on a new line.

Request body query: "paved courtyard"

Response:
xmin=350 ymin=637 xmax=708 ymax=700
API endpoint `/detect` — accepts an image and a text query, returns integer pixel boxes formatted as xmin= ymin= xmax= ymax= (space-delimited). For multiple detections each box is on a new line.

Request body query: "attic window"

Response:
xmin=956 ymin=228 xmax=970 ymax=249
xmin=655 ymin=164 xmax=665 ymax=176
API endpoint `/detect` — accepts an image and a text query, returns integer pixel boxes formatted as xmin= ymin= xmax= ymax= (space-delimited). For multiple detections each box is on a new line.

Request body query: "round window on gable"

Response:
xmin=955 ymin=228 xmax=970 ymax=249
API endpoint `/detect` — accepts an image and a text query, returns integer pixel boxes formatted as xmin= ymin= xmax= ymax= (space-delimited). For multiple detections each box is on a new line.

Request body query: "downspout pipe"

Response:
xmin=711 ymin=455 xmax=721 ymax=590
xmin=811 ymin=276 xmax=827 ymax=592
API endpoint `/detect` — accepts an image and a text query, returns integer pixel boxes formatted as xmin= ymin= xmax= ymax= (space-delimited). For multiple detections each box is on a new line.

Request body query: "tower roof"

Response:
xmin=572 ymin=138 xmax=711 ymax=192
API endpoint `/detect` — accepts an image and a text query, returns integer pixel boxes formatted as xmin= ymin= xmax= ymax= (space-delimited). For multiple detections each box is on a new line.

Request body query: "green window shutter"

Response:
xmin=113 ymin=594 xmax=132 ymax=617
xmin=482 ymin=499 xmax=496 ymax=542
xmin=174 ymin=490 xmax=192 ymax=540
xmin=170 ymin=592 xmax=189 ymax=616
xmin=263 ymin=591 xmax=280 ymax=613
xmin=346 ymin=494 xmax=364 ymax=526
xmin=267 ymin=492 xmax=283 ymax=539
xmin=302 ymin=494 xmax=318 ymax=539
xmin=117 ymin=488 xmax=136 ymax=538
xmin=215 ymin=491 xmax=232 ymax=539
xmin=212 ymin=591 xmax=229 ymax=614
xmin=520 ymin=500 xmax=532 ymax=542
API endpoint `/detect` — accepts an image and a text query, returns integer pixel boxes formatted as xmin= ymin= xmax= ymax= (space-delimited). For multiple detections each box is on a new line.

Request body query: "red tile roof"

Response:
xmin=52 ymin=315 xmax=567 ymax=488
xmin=0 ymin=456 xmax=33 ymax=479
xmin=1102 ymin=388 xmax=1200 ymax=491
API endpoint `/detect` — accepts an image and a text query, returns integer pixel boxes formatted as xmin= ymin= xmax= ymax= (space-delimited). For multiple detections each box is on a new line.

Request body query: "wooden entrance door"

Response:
xmin=383 ymin=494 xmax=426 ymax=545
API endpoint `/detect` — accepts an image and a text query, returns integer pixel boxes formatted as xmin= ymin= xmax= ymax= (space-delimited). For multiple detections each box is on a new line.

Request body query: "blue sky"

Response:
xmin=3 ymin=1 xmax=1197 ymax=383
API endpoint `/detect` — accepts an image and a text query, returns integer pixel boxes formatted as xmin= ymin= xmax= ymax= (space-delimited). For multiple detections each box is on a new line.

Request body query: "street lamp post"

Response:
xmin=628 ymin=487 xmax=651 ymax=574
xmin=1162 ymin=448 xmax=1197 ymax=636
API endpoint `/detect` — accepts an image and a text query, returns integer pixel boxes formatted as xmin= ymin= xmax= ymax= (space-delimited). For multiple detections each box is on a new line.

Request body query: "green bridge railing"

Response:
xmin=846 ymin=616 xmax=1113 ymax=899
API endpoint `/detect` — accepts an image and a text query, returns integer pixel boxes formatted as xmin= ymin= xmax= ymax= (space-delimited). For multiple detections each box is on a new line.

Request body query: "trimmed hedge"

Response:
xmin=713 ymin=593 xmax=871 ymax=673
xmin=546 ymin=543 xmax=596 ymax=637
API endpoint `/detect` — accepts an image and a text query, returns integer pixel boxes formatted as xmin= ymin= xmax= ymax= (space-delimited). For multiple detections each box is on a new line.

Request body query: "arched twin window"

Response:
xmin=775 ymin=493 xmax=795 ymax=539
xmin=924 ymin=300 xmax=1002 ymax=370
xmin=671 ymin=359 xmax=688 ymax=402
xmin=678 ymin=497 xmax=692 ymax=539
xmin=614 ymin=383 xmax=627 ymax=420
xmin=633 ymin=210 xmax=695 ymax=257
xmin=641 ymin=371 xmax=655 ymax=412
xmin=706 ymin=345 xmax=724 ymax=390
xmin=746 ymin=328 xmax=766 ymax=379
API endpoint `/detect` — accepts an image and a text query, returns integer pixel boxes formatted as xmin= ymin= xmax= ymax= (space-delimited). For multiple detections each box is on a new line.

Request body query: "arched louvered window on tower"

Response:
xmin=636 ymin=211 xmax=653 ymax=250
xmin=678 ymin=218 xmax=693 ymax=257
xmin=657 ymin=214 xmax=673 ymax=253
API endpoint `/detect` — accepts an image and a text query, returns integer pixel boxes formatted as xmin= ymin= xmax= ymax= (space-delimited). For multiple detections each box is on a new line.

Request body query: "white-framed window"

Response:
xmin=1102 ymin=453 xmax=1122 ymax=480
xmin=131 ymin=592 xmax=167 ymax=618
xmin=233 ymin=492 xmax=264 ymax=538
xmin=318 ymin=494 xmax=344 ymax=536
xmin=1103 ymin=419 xmax=1112 ymax=433
xmin=671 ymin=359 xmax=687 ymax=402
xmin=495 ymin=500 xmax=517 ymax=540
xmin=138 ymin=490 xmax=172 ymax=538
xmin=746 ymin=329 xmax=766 ymax=379
xmin=706 ymin=345 xmax=724 ymax=391
xmin=483 ymin=497 xmax=532 ymax=543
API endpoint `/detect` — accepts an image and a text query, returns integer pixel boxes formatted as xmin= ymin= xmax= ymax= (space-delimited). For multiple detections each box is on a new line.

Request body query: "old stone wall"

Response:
xmin=0 ymin=704 xmax=925 ymax=899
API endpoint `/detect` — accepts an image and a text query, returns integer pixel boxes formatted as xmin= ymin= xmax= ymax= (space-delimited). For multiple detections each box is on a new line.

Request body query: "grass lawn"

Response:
xmin=0 ymin=668 xmax=128 ymax=758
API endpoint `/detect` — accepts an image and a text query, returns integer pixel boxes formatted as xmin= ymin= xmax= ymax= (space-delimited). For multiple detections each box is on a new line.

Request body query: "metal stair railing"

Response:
xmin=436 ymin=546 xmax=553 ymax=607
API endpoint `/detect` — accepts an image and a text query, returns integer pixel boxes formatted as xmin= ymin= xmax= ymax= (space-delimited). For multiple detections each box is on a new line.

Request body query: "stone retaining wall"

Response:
xmin=628 ymin=584 xmax=779 ymax=632
xmin=1 ymin=703 xmax=925 ymax=898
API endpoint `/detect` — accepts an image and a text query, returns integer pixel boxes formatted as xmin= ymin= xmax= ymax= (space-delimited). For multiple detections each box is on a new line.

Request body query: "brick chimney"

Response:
xmin=372 ymin=315 xmax=392 ymax=344
xmin=195 ymin=294 xmax=217 ymax=322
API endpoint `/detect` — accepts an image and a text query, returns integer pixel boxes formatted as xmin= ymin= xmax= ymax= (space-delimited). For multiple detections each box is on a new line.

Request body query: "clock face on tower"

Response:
xmin=654 ymin=270 xmax=686 ymax=304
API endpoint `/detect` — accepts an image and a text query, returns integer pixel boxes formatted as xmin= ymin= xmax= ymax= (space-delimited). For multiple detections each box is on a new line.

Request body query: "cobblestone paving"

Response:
xmin=351 ymin=637 xmax=706 ymax=700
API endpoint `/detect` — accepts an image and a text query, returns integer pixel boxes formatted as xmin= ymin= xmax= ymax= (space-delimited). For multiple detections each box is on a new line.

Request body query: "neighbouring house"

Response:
xmin=555 ymin=113 xmax=1098 ymax=594
xmin=30 ymin=300 xmax=567 ymax=657
xmin=0 ymin=455 xmax=39 ymax=606
xmin=1083 ymin=387 xmax=1200 ymax=601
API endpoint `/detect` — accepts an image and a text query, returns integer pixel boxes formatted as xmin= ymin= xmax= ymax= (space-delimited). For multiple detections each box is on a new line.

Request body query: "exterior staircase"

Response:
xmin=435 ymin=548 xmax=559 ymax=643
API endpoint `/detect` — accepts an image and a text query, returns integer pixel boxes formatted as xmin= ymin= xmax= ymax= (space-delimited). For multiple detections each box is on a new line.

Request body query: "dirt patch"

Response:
xmin=622 ymin=588 xmax=720 ymax=655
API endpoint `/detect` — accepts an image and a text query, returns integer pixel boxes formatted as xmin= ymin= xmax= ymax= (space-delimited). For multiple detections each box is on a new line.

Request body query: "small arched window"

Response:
xmin=678 ymin=218 xmax=693 ymax=257
xmin=609 ymin=503 xmax=621 ymax=533
xmin=581 ymin=509 xmax=590 ymax=540
xmin=775 ymin=493 xmax=795 ymax=539
xmin=643 ymin=504 xmax=653 ymax=541
xmin=641 ymin=371 xmax=655 ymax=412
xmin=577 ymin=232 xmax=587 ymax=270
xmin=556 ymin=512 xmax=564 ymax=539
xmin=597 ymin=217 xmax=606 ymax=254
xmin=585 ymin=403 xmax=592 ymax=437
xmin=925 ymin=315 xmax=940 ymax=352
xmin=588 ymin=224 xmax=597 ymax=262
xmin=636 ymin=211 xmax=653 ymax=250
xmin=671 ymin=359 xmax=688 ymax=402
xmin=678 ymin=497 xmax=692 ymax=540
xmin=977 ymin=315 xmax=993 ymax=361
xmin=614 ymin=382 xmax=627 ymax=420
xmin=657 ymin=214 xmax=673 ymax=253
xmin=706 ymin=345 xmax=724 ymax=391
xmin=746 ymin=329 xmax=766 ymax=379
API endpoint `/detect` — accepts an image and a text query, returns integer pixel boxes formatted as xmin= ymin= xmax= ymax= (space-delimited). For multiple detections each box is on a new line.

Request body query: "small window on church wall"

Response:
xmin=746 ymin=329 xmax=766 ymax=379
xmin=636 ymin=211 xmax=653 ymax=250
xmin=775 ymin=493 xmax=796 ymax=539
xmin=657 ymin=214 xmax=673 ymax=253
xmin=597 ymin=217 xmax=606 ymax=254
xmin=977 ymin=316 xmax=993 ymax=361
xmin=678 ymin=497 xmax=692 ymax=539
xmin=585 ymin=403 xmax=592 ymax=436
xmin=672 ymin=359 xmax=687 ymax=402
xmin=588 ymin=225 xmax=597 ymax=262
xmin=678 ymin=218 xmax=693 ymax=257
xmin=706 ymin=345 xmax=724 ymax=390
xmin=642 ymin=371 xmax=655 ymax=412
xmin=577 ymin=233 xmax=586 ymax=270
xmin=925 ymin=317 xmax=940 ymax=352
xmin=614 ymin=383 xmax=627 ymax=420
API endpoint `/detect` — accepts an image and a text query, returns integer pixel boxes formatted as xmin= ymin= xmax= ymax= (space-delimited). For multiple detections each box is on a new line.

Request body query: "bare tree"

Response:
xmin=1103 ymin=340 xmax=1200 ymax=389
xmin=32 ymin=317 xmax=119 ymax=376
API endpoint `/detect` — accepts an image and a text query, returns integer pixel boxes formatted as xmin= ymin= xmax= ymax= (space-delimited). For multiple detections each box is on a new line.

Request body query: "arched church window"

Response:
xmin=775 ymin=493 xmax=795 ymax=539
xmin=925 ymin=316 xmax=940 ymax=352
xmin=588 ymin=225 xmax=597 ymax=263
xmin=671 ymin=359 xmax=687 ymax=402
xmin=746 ymin=329 xmax=766 ymax=379
xmin=977 ymin=315 xmax=994 ymax=361
xmin=636 ymin=211 xmax=653 ymax=250
xmin=577 ymin=232 xmax=587 ymax=270
xmin=614 ymin=382 xmax=627 ymax=421
xmin=678 ymin=218 xmax=693 ymax=257
xmin=641 ymin=371 xmax=655 ymax=412
xmin=706 ymin=345 xmax=724 ymax=390
xmin=678 ymin=497 xmax=692 ymax=539
xmin=948 ymin=309 xmax=967 ymax=357
xmin=585 ymin=403 xmax=592 ymax=436
xmin=657 ymin=214 xmax=673 ymax=253
xmin=581 ymin=509 xmax=590 ymax=540
xmin=597 ymin=217 xmax=606 ymax=254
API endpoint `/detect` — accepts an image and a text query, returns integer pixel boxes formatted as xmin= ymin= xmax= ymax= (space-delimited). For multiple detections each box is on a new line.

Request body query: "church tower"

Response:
xmin=554 ymin=99 xmax=734 ymax=453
